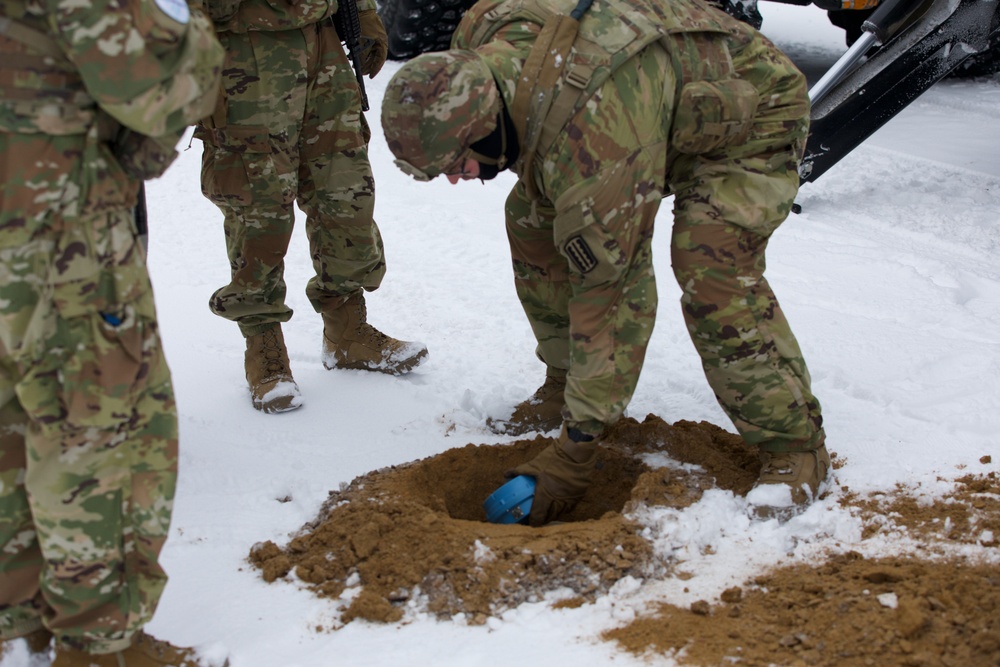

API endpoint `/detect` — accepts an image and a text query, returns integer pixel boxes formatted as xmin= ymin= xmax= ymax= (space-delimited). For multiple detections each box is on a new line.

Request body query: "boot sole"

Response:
xmin=252 ymin=399 xmax=304 ymax=414
xmin=486 ymin=415 xmax=563 ymax=436
xmin=323 ymin=348 xmax=428 ymax=375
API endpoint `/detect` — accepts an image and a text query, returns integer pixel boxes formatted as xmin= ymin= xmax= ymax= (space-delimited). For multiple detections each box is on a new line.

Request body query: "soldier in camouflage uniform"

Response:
xmin=382 ymin=0 xmax=829 ymax=524
xmin=0 ymin=1 xmax=225 ymax=665
xmin=197 ymin=0 xmax=428 ymax=415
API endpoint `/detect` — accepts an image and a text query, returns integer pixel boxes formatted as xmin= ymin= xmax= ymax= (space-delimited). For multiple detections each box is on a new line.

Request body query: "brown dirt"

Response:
xmin=248 ymin=415 xmax=1000 ymax=666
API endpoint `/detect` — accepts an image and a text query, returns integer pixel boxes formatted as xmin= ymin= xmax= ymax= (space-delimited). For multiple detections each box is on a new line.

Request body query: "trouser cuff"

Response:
xmin=240 ymin=321 xmax=282 ymax=337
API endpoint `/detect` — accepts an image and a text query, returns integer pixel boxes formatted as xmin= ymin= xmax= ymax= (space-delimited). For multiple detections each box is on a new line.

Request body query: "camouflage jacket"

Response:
xmin=0 ymin=0 xmax=222 ymax=234
xmin=204 ymin=0 xmax=376 ymax=32
xmin=451 ymin=0 xmax=773 ymax=204
xmin=0 ymin=0 xmax=222 ymax=137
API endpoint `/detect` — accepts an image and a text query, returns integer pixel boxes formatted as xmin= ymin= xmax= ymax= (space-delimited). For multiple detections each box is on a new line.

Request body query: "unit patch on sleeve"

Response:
xmin=564 ymin=235 xmax=598 ymax=274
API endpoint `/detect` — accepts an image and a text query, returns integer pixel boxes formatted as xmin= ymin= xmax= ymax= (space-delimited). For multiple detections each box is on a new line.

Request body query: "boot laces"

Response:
xmin=761 ymin=451 xmax=799 ymax=477
xmin=353 ymin=302 xmax=391 ymax=347
xmin=361 ymin=322 xmax=390 ymax=347
xmin=261 ymin=328 xmax=289 ymax=376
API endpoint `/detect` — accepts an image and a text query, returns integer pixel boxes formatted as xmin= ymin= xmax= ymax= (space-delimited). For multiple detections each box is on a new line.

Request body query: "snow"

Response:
xmin=7 ymin=5 xmax=1000 ymax=666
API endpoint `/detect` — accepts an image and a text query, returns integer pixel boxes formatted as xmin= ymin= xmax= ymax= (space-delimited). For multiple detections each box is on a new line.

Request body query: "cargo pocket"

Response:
xmin=671 ymin=79 xmax=759 ymax=155
xmin=58 ymin=305 xmax=149 ymax=429
xmin=17 ymin=219 xmax=158 ymax=433
xmin=200 ymin=125 xmax=291 ymax=207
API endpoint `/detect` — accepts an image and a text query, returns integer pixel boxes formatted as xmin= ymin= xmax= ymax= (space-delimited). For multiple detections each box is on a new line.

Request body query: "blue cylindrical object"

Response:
xmin=483 ymin=475 xmax=536 ymax=524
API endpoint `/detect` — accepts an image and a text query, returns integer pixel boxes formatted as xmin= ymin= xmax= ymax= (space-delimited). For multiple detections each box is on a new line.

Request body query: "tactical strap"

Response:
xmin=0 ymin=15 xmax=65 ymax=60
xmin=509 ymin=13 xmax=583 ymax=199
xmin=465 ymin=0 xmax=737 ymax=200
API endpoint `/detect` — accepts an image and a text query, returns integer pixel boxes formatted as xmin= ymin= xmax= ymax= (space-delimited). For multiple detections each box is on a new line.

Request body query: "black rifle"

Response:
xmin=135 ymin=181 xmax=148 ymax=255
xmin=333 ymin=1 xmax=370 ymax=112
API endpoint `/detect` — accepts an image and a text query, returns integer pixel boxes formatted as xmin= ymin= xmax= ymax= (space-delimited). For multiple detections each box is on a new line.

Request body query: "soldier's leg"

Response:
xmin=199 ymin=29 xmax=304 ymax=337
xmin=0 ymin=380 xmax=47 ymax=640
xmin=199 ymin=29 xmax=306 ymax=411
xmin=506 ymin=164 xmax=661 ymax=438
xmin=670 ymin=31 xmax=826 ymax=511
xmin=298 ymin=23 xmax=385 ymax=311
xmin=1 ymin=230 xmax=53 ymax=644
xmin=300 ymin=22 xmax=426 ymax=375
xmin=3 ymin=210 xmax=178 ymax=653
xmin=670 ymin=152 xmax=824 ymax=454
xmin=485 ymin=184 xmax=572 ymax=435
xmin=504 ymin=182 xmax=572 ymax=376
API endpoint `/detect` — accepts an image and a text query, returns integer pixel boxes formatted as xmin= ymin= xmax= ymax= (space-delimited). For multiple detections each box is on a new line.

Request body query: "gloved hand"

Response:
xmin=358 ymin=9 xmax=388 ymax=78
xmin=508 ymin=427 xmax=598 ymax=526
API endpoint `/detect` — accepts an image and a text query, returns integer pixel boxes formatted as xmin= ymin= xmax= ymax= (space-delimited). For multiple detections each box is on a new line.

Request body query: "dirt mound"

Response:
xmin=605 ymin=471 xmax=1000 ymax=667
xmin=249 ymin=415 xmax=755 ymax=623
xmin=605 ymin=553 xmax=1000 ymax=667
xmin=248 ymin=415 xmax=1000 ymax=666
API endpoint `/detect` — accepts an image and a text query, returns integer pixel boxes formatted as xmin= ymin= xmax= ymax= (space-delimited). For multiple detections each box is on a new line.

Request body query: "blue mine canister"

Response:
xmin=483 ymin=475 xmax=536 ymax=524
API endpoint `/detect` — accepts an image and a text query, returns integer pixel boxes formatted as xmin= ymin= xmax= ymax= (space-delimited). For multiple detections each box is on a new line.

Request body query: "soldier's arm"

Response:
xmin=44 ymin=0 xmax=223 ymax=138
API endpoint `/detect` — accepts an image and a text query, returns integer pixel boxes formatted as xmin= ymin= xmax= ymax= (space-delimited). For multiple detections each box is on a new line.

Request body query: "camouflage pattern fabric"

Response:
xmin=386 ymin=0 xmax=825 ymax=451
xmin=669 ymin=27 xmax=823 ymax=451
xmin=0 ymin=0 xmax=222 ymax=654
xmin=198 ymin=6 xmax=386 ymax=336
xmin=204 ymin=0 xmax=377 ymax=33
xmin=383 ymin=50 xmax=501 ymax=181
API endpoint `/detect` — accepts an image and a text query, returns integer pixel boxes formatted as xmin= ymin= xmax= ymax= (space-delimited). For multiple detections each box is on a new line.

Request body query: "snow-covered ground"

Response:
xmin=7 ymin=4 xmax=1000 ymax=666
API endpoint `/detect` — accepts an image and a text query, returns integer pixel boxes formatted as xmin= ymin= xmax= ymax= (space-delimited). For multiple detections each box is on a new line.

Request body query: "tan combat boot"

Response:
xmin=52 ymin=631 xmax=226 ymax=667
xmin=749 ymin=444 xmax=832 ymax=520
xmin=487 ymin=370 xmax=567 ymax=435
xmin=245 ymin=325 xmax=303 ymax=413
xmin=321 ymin=293 xmax=427 ymax=375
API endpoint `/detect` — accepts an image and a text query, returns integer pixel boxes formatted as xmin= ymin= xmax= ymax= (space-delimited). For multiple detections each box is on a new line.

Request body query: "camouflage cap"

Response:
xmin=381 ymin=50 xmax=501 ymax=181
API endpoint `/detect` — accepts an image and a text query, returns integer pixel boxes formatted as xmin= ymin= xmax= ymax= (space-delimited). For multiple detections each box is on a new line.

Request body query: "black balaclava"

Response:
xmin=467 ymin=103 xmax=520 ymax=182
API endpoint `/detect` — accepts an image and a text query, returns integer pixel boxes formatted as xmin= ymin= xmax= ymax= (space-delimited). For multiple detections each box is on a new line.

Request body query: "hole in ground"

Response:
xmin=249 ymin=415 xmax=760 ymax=624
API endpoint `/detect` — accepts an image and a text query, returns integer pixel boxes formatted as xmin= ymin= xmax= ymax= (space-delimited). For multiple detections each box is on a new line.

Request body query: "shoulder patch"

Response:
xmin=153 ymin=0 xmax=190 ymax=25
xmin=564 ymin=235 xmax=598 ymax=274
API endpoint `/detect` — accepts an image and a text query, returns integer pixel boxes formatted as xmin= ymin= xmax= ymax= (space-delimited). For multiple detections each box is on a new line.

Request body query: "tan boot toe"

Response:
xmin=749 ymin=445 xmax=832 ymax=520
xmin=487 ymin=373 xmax=566 ymax=435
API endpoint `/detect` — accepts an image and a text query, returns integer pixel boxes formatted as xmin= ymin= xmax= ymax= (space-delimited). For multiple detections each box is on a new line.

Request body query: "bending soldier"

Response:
xmin=0 ymin=1 xmax=225 ymax=665
xmin=197 ymin=0 xmax=428 ymax=414
xmin=382 ymin=0 xmax=829 ymax=523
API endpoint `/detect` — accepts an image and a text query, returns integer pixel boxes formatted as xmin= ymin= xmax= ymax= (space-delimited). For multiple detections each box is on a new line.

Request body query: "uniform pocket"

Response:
xmin=199 ymin=125 xmax=292 ymax=207
xmin=15 ymin=213 xmax=158 ymax=432
xmin=671 ymin=79 xmax=759 ymax=155
xmin=58 ymin=305 xmax=149 ymax=428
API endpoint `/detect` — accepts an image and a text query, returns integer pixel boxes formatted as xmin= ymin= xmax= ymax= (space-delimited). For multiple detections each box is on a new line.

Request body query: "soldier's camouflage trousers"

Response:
xmin=0 ymin=194 xmax=178 ymax=653
xmin=506 ymin=37 xmax=824 ymax=453
xmin=198 ymin=20 xmax=387 ymax=336
xmin=669 ymin=33 xmax=825 ymax=453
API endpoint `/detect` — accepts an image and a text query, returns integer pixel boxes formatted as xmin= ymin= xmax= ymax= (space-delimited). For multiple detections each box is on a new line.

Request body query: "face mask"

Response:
xmin=468 ymin=106 xmax=519 ymax=182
